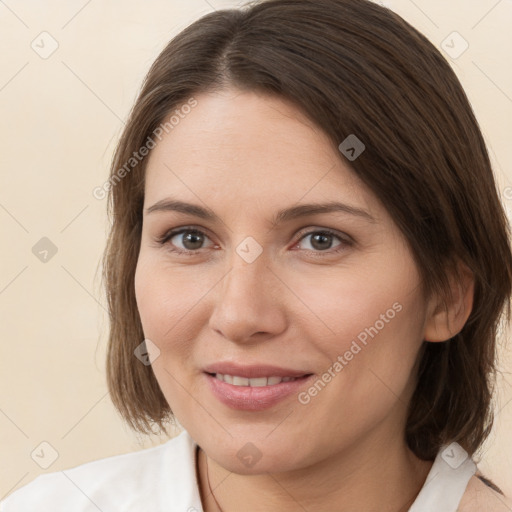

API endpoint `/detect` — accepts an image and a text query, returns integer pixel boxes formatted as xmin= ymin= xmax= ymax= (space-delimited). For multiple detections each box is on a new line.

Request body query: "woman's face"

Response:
xmin=135 ymin=88 xmax=431 ymax=474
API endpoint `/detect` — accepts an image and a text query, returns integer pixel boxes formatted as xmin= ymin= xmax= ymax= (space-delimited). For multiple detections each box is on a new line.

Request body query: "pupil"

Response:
xmin=312 ymin=233 xmax=331 ymax=250
xmin=185 ymin=232 xmax=203 ymax=249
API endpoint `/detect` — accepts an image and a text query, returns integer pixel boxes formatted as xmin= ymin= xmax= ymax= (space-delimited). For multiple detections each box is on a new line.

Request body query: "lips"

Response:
xmin=202 ymin=361 xmax=315 ymax=410
xmin=203 ymin=361 xmax=312 ymax=379
xmin=204 ymin=372 xmax=314 ymax=410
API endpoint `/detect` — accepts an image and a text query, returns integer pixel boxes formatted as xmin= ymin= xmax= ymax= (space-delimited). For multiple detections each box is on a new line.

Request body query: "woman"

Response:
xmin=2 ymin=0 xmax=511 ymax=510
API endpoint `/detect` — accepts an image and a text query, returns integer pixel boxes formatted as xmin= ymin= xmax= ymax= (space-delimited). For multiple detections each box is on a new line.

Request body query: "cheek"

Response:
xmin=134 ymin=256 xmax=186 ymax=346
xmin=134 ymin=258 xmax=165 ymax=339
xmin=290 ymin=256 xmax=425 ymax=386
xmin=289 ymin=269 xmax=425 ymax=446
xmin=134 ymin=257 xmax=200 ymax=409
xmin=290 ymin=266 xmax=413 ymax=348
xmin=134 ymin=255 xmax=215 ymax=359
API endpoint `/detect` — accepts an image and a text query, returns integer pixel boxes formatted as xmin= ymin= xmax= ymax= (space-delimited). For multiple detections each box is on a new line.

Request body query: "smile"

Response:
xmin=211 ymin=373 xmax=302 ymax=386
xmin=204 ymin=372 xmax=315 ymax=411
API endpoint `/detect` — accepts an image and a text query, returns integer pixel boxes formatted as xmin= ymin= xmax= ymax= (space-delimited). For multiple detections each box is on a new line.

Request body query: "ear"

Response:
xmin=423 ymin=260 xmax=475 ymax=342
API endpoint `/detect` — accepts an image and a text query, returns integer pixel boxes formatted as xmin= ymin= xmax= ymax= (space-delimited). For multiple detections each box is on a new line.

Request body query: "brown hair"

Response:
xmin=102 ymin=0 xmax=512 ymax=482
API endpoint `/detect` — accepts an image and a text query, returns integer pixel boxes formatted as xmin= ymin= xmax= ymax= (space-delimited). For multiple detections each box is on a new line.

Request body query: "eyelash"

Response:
xmin=155 ymin=226 xmax=354 ymax=257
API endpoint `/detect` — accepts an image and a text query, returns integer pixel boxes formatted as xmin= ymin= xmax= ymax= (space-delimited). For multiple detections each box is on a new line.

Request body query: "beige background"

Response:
xmin=1 ymin=0 xmax=511 ymax=501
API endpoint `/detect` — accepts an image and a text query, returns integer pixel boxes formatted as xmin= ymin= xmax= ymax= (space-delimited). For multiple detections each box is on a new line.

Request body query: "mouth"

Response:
xmin=203 ymin=371 xmax=315 ymax=411
xmin=207 ymin=372 xmax=311 ymax=386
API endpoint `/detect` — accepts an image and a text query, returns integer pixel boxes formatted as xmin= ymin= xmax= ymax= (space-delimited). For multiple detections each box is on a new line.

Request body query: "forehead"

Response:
xmin=143 ymin=89 xmax=381 ymax=221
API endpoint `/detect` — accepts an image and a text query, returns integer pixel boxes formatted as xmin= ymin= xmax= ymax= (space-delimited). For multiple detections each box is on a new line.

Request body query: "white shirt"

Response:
xmin=0 ymin=429 xmax=476 ymax=511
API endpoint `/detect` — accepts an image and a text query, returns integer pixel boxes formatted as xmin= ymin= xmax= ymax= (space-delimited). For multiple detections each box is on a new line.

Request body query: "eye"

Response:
xmin=157 ymin=227 xmax=215 ymax=255
xmin=293 ymin=229 xmax=352 ymax=255
xmin=156 ymin=226 xmax=353 ymax=257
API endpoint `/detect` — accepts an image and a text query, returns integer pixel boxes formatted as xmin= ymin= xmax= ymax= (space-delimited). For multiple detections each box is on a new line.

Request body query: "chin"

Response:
xmin=221 ymin=452 xmax=294 ymax=475
xmin=205 ymin=436 xmax=308 ymax=475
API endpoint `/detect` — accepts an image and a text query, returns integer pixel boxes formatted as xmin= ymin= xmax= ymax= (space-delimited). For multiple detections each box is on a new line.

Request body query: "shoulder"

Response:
xmin=0 ymin=432 xmax=192 ymax=512
xmin=458 ymin=475 xmax=512 ymax=512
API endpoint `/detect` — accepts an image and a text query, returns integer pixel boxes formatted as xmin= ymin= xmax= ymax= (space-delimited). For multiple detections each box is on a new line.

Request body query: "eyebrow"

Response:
xmin=145 ymin=198 xmax=377 ymax=224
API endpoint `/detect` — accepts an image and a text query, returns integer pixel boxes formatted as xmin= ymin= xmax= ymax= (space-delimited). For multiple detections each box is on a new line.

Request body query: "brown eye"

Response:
xmin=172 ymin=230 xmax=207 ymax=251
xmin=295 ymin=229 xmax=352 ymax=255
xmin=157 ymin=227 xmax=214 ymax=255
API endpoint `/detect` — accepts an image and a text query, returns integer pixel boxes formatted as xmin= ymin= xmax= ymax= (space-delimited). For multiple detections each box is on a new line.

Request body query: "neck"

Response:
xmin=196 ymin=429 xmax=433 ymax=512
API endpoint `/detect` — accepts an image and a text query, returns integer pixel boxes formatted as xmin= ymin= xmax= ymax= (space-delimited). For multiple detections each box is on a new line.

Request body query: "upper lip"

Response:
xmin=203 ymin=362 xmax=313 ymax=379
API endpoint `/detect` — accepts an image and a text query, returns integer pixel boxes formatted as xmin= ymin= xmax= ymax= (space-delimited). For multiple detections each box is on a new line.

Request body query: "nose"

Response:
xmin=208 ymin=252 xmax=288 ymax=344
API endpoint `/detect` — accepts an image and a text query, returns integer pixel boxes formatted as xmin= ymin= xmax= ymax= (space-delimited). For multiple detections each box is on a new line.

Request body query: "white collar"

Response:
xmin=409 ymin=443 xmax=476 ymax=511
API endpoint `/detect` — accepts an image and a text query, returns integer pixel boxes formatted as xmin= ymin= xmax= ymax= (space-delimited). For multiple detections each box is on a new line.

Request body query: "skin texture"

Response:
xmin=459 ymin=475 xmax=512 ymax=511
xmin=134 ymin=88 xmax=475 ymax=512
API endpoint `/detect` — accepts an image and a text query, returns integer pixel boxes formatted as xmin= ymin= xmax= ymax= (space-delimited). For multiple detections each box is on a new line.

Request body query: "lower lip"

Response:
xmin=204 ymin=373 xmax=315 ymax=411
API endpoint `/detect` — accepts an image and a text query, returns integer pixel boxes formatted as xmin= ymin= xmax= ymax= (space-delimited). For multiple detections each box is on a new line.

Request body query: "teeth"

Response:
xmin=213 ymin=374 xmax=300 ymax=386
xmin=232 ymin=376 xmax=249 ymax=386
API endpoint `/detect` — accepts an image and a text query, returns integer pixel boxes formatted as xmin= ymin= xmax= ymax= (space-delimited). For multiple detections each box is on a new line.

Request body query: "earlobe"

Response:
xmin=423 ymin=262 xmax=475 ymax=342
